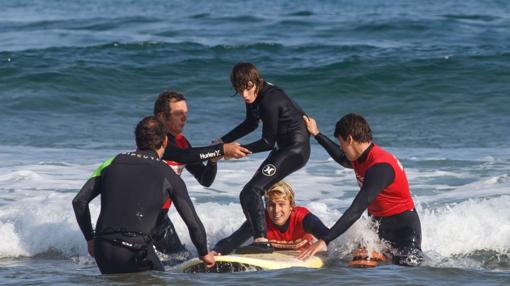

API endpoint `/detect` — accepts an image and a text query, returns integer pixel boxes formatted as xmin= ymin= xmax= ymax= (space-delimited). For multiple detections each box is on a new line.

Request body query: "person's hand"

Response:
xmin=223 ymin=142 xmax=252 ymax=160
xmin=87 ymin=240 xmax=95 ymax=257
xmin=211 ymin=250 xmax=222 ymax=256
xmin=200 ymin=252 xmax=216 ymax=268
xmin=297 ymin=239 xmax=327 ymax=260
xmin=303 ymin=115 xmax=320 ymax=137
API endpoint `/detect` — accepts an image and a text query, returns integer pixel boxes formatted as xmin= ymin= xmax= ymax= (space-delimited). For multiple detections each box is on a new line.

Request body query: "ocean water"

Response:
xmin=1 ymin=0 xmax=509 ymax=285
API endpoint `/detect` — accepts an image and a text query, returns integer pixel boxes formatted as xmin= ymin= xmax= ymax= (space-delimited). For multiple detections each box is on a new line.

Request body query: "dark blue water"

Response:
xmin=0 ymin=0 xmax=509 ymax=285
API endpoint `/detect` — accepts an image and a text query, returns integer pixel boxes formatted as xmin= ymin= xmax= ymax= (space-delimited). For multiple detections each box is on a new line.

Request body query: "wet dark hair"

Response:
xmin=334 ymin=113 xmax=372 ymax=143
xmin=153 ymin=90 xmax=186 ymax=118
xmin=135 ymin=116 xmax=168 ymax=151
xmin=230 ymin=62 xmax=263 ymax=93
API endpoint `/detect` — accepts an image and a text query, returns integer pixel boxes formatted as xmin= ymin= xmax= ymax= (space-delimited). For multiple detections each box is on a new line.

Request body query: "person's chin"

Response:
xmin=273 ymin=220 xmax=285 ymax=226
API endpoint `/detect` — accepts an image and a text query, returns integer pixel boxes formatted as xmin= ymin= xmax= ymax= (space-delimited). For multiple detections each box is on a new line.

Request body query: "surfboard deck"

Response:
xmin=180 ymin=250 xmax=324 ymax=273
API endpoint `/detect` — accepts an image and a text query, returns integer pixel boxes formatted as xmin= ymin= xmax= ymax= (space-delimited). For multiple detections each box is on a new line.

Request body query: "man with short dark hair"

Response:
xmin=298 ymin=113 xmax=424 ymax=266
xmin=72 ymin=116 xmax=215 ymax=274
xmin=151 ymin=90 xmax=251 ymax=256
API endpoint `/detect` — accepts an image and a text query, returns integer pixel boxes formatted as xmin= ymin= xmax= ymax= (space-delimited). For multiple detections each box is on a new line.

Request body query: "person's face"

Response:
xmin=338 ymin=135 xmax=357 ymax=161
xmin=266 ymin=196 xmax=293 ymax=226
xmin=238 ymin=81 xmax=257 ymax=104
xmin=165 ymin=100 xmax=188 ymax=136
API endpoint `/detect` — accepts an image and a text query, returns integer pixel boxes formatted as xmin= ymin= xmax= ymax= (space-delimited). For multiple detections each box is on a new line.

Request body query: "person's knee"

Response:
xmin=240 ymin=185 xmax=265 ymax=201
xmin=392 ymin=246 xmax=424 ymax=267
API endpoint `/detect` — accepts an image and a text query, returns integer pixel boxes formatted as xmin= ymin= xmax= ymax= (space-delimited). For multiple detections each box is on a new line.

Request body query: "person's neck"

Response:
xmin=353 ymin=142 xmax=372 ymax=161
xmin=155 ymin=146 xmax=165 ymax=158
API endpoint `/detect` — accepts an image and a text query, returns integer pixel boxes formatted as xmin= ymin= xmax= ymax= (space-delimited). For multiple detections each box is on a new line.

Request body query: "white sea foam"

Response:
xmin=0 ymin=145 xmax=509 ymax=271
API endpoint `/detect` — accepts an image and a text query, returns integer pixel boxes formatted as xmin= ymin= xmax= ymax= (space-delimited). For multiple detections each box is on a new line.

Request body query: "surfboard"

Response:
xmin=180 ymin=250 xmax=324 ymax=273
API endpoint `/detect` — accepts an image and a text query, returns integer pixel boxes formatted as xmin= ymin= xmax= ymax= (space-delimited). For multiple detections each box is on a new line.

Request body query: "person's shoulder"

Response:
xmin=294 ymin=206 xmax=311 ymax=217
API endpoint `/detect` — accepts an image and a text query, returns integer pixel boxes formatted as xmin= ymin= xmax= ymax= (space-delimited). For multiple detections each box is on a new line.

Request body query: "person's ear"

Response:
xmin=347 ymin=135 xmax=354 ymax=145
xmin=162 ymin=135 xmax=168 ymax=149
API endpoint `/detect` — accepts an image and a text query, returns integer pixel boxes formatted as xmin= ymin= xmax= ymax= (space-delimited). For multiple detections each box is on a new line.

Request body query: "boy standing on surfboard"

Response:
xmin=218 ymin=63 xmax=311 ymax=254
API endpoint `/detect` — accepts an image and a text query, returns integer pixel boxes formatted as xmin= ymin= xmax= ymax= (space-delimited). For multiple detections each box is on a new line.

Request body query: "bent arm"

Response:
xmin=184 ymin=140 xmax=217 ymax=187
xmin=242 ymin=100 xmax=280 ymax=153
xmin=162 ymin=143 xmax=224 ymax=164
xmin=302 ymin=213 xmax=330 ymax=242
xmin=221 ymin=104 xmax=259 ymax=143
xmin=186 ymin=161 xmax=217 ymax=187
xmin=323 ymin=164 xmax=394 ymax=243
xmin=72 ymin=177 xmax=101 ymax=241
xmin=213 ymin=221 xmax=252 ymax=255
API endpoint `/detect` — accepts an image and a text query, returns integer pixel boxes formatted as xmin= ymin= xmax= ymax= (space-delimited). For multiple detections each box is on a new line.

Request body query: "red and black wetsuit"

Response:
xmin=152 ymin=133 xmax=218 ymax=255
xmin=213 ymin=206 xmax=329 ymax=255
xmin=314 ymin=133 xmax=423 ymax=266
xmin=72 ymin=150 xmax=209 ymax=274
xmin=221 ymin=81 xmax=310 ymax=240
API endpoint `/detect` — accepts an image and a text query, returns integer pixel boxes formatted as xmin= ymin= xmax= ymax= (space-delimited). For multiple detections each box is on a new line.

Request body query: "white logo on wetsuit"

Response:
xmin=199 ymin=150 xmax=221 ymax=160
xmin=262 ymin=164 xmax=277 ymax=176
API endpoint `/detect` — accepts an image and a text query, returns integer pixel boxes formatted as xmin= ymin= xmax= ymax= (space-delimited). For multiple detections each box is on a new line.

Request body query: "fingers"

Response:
xmin=297 ymin=248 xmax=313 ymax=261
xmin=223 ymin=143 xmax=252 ymax=159
xmin=302 ymin=115 xmax=319 ymax=136
xmin=201 ymin=253 xmax=216 ymax=269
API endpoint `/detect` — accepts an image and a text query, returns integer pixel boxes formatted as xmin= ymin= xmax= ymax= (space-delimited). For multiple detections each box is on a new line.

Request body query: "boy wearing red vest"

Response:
xmin=298 ymin=113 xmax=423 ymax=266
xmin=213 ymin=181 xmax=329 ymax=255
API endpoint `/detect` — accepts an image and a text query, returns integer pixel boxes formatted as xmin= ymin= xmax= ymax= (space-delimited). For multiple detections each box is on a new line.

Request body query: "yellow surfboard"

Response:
xmin=180 ymin=251 xmax=324 ymax=273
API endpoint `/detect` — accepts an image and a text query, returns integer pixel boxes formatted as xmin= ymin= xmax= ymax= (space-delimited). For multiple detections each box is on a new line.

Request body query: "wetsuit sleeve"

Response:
xmin=302 ymin=213 xmax=330 ymax=241
xmin=213 ymin=221 xmax=252 ymax=255
xmin=322 ymin=163 xmax=395 ymax=243
xmin=72 ymin=176 xmax=101 ymax=241
xmin=315 ymin=133 xmax=352 ymax=168
xmin=221 ymin=103 xmax=259 ymax=143
xmin=164 ymin=172 xmax=209 ymax=256
xmin=184 ymin=139 xmax=217 ymax=187
xmin=162 ymin=143 xmax=223 ymax=164
xmin=241 ymin=97 xmax=282 ymax=153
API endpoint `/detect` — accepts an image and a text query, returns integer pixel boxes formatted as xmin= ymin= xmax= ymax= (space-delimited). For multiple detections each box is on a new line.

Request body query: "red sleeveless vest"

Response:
xmin=352 ymin=144 xmax=414 ymax=217
xmin=266 ymin=206 xmax=315 ymax=250
xmin=162 ymin=134 xmax=190 ymax=210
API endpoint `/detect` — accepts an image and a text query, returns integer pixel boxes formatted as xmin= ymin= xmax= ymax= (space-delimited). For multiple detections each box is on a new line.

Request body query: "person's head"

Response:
xmin=334 ymin=113 xmax=372 ymax=161
xmin=153 ymin=90 xmax=188 ymax=136
xmin=230 ymin=62 xmax=263 ymax=104
xmin=264 ymin=181 xmax=295 ymax=226
xmin=135 ymin=116 xmax=168 ymax=155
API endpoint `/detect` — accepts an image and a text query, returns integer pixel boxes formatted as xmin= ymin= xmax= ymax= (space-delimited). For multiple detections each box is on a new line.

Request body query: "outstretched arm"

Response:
xmin=165 ymin=174 xmax=209 ymax=257
xmin=298 ymin=163 xmax=394 ymax=260
xmin=303 ymin=115 xmax=351 ymax=168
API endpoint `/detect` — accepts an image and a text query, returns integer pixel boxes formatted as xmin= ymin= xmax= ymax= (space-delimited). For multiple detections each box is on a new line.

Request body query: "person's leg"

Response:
xmin=152 ymin=213 xmax=187 ymax=254
xmin=378 ymin=209 xmax=424 ymax=267
xmin=238 ymin=146 xmax=309 ymax=253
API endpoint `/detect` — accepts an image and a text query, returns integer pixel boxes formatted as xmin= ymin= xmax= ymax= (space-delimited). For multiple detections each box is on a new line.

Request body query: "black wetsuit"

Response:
xmin=72 ymin=150 xmax=209 ymax=274
xmin=152 ymin=134 xmax=217 ymax=255
xmin=314 ymin=134 xmax=423 ymax=266
xmin=221 ymin=81 xmax=310 ymax=239
xmin=213 ymin=213 xmax=329 ymax=255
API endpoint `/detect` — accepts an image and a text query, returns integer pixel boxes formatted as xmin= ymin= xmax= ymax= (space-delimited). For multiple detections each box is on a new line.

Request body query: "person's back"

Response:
xmin=95 ymin=152 xmax=173 ymax=236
